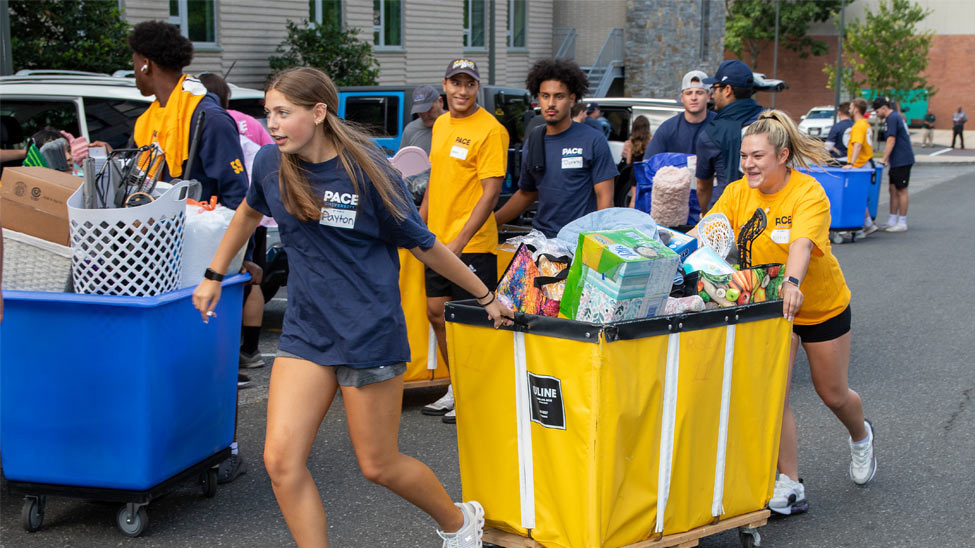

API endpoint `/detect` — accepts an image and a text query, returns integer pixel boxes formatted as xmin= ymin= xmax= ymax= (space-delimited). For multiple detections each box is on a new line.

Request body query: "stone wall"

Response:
xmin=625 ymin=0 xmax=725 ymax=99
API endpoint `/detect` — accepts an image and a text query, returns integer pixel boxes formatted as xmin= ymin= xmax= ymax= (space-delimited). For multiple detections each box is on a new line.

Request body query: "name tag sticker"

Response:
xmin=561 ymin=156 xmax=583 ymax=169
xmin=450 ymin=145 xmax=469 ymax=160
xmin=320 ymin=207 xmax=357 ymax=229
xmin=770 ymin=228 xmax=790 ymax=244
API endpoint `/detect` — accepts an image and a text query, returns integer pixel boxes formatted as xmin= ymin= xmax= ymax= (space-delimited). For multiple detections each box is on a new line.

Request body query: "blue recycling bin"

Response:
xmin=798 ymin=166 xmax=875 ymax=230
xmin=0 ymin=275 xmax=246 ymax=490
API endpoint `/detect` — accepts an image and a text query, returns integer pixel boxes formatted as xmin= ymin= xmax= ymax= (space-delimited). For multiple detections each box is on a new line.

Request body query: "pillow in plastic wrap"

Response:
xmin=650 ymin=165 xmax=692 ymax=227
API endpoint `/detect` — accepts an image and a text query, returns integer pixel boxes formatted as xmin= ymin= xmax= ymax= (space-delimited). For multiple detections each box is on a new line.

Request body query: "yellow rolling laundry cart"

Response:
xmin=445 ymin=300 xmax=792 ymax=548
xmin=398 ymin=230 xmax=521 ymax=387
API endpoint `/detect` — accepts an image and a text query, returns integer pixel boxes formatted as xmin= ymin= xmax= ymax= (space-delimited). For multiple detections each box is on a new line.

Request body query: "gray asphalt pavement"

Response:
xmin=3 ymin=164 xmax=973 ymax=547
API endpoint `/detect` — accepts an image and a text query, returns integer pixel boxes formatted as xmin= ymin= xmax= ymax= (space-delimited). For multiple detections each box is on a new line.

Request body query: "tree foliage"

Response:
xmin=9 ymin=0 xmax=132 ymax=74
xmin=268 ymin=20 xmax=379 ymax=86
xmin=824 ymin=0 xmax=934 ymax=104
xmin=725 ymin=0 xmax=849 ymax=70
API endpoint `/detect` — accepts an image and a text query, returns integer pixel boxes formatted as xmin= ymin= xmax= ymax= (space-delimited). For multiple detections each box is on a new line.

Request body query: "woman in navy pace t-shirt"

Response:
xmin=193 ymin=67 xmax=512 ymax=547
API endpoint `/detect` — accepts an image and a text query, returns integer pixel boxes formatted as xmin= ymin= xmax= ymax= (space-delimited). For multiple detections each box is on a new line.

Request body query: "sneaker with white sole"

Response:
xmin=239 ymin=349 xmax=265 ymax=368
xmin=422 ymin=386 xmax=454 ymax=416
xmin=442 ymin=408 xmax=456 ymax=424
xmin=768 ymin=473 xmax=808 ymax=515
xmin=886 ymin=223 xmax=907 ymax=233
xmin=862 ymin=223 xmax=879 ymax=236
xmin=438 ymin=501 xmax=484 ymax=548
xmin=850 ymin=419 xmax=877 ymax=485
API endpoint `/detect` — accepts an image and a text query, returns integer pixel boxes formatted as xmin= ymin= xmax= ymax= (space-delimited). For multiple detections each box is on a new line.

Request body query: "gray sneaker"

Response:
xmin=239 ymin=350 xmax=265 ymax=368
xmin=217 ymin=453 xmax=247 ymax=484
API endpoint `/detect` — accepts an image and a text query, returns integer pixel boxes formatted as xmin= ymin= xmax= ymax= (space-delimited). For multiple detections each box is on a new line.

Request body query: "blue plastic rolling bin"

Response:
xmin=799 ymin=166 xmax=875 ymax=230
xmin=1 ymin=274 xmax=246 ymax=536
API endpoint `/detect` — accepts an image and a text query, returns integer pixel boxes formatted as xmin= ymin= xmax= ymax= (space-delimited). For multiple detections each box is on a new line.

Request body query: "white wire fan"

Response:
xmin=698 ymin=212 xmax=736 ymax=258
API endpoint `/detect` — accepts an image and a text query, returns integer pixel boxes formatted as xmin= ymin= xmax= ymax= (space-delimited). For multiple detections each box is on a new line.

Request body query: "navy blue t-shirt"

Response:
xmin=246 ymin=146 xmax=436 ymax=368
xmin=885 ymin=111 xmax=915 ymax=168
xmin=518 ymin=122 xmax=618 ymax=238
xmin=826 ymin=118 xmax=853 ymax=159
xmin=642 ymin=110 xmax=716 ymax=159
xmin=158 ymin=93 xmax=249 ymax=209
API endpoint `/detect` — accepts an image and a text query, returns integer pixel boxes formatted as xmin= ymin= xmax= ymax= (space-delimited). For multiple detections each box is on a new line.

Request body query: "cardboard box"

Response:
xmin=1 ymin=167 xmax=83 ymax=245
xmin=561 ymin=228 xmax=680 ymax=322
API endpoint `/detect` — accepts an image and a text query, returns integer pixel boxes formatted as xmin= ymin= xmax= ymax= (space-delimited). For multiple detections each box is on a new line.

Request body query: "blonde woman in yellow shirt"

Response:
xmin=702 ymin=110 xmax=877 ymax=517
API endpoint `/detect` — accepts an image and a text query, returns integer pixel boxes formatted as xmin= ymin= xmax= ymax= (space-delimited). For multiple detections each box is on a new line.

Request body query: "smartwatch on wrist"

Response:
xmin=204 ymin=268 xmax=225 ymax=282
xmin=785 ymin=276 xmax=801 ymax=288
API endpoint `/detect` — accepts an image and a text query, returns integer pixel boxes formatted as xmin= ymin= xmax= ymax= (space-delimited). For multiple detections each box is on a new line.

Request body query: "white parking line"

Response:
xmin=930 ymin=148 xmax=953 ymax=156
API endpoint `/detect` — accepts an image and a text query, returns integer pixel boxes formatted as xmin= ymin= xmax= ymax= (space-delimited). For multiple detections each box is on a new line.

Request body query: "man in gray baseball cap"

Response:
xmin=399 ymin=85 xmax=445 ymax=153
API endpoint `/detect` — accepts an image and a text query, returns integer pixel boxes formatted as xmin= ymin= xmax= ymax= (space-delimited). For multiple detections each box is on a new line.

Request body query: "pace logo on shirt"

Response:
xmin=319 ymin=190 xmax=359 ymax=229
xmin=561 ymin=147 xmax=583 ymax=169
xmin=770 ymin=213 xmax=791 ymax=244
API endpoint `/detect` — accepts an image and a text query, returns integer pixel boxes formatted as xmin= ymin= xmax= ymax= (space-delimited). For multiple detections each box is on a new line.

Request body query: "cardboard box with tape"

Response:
xmin=1 ymin=167 xmax=83 ymax=245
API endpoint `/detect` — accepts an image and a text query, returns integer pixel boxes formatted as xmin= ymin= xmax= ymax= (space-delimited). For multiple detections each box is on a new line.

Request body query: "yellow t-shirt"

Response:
xmin=427 ymin=107 xmax=510 ymax=254
xmin=708 ymin=171 xmax=851 ymax=325
xmin=847 ymin=119 xmax=873 ymax=168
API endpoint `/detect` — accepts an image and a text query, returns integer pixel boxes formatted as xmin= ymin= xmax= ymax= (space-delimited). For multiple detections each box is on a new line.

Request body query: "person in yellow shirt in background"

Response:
xmin=845 ymin=98 xmax=873 ymax=169
xmin=698 ymin=110 xmax=877 ymax=517
xmin=420 ymin=58 xmax=510 ymax=424
xmin=843 ymin=98 xmax=879 ymax=236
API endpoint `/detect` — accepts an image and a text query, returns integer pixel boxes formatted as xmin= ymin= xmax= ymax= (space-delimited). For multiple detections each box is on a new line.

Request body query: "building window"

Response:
xmin=169 ymin=0 xmax=216 ymax=45
xmin=373 ymin=0 xmax=402 ymax=48
xmin=507 ymin=0 xmax=525 ymax=49
xmin=464 ymin=0 xmax=486 ymax=49
xmin=310 ymin=0 xmax=343 ymax=31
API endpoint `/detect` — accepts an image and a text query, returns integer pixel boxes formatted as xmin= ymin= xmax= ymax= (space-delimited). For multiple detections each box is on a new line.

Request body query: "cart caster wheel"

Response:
xmin=21 ymin=496 xmax=45 ymax=532
xmin=831 ymin=232 xmax=845 ymax=245
xmin=116 ymin=505 xmax=149 ymax=537
xmin=200 ymin=468 xmax=218 ymax=498
xmin=739 ymin=527 xmax=761 ymax=547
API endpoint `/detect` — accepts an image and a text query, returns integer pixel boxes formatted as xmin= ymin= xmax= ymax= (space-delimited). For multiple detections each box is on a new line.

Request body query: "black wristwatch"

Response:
xmin=204 ymin=268 xmax=225 ymax=282
xmin=785 ymin=276 xmax=801 ymax=288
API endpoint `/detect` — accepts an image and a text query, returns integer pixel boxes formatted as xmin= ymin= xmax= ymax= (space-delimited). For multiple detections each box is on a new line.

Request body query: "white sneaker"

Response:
xmin=438 ymin=501 xmax=484 ymax=548
xmin=850 ymin=419 xmax=877 ymax=485
xmin=442 ymin=408 xmax=456 ymax=424
xmin=862 ymin=223 xmax=879 ymax=236
xmin=886 ymin=223 xmax=907 ymax=233
xmin=422 ymin=386 xmax=454 ymax=416
xmin=768 ymin=473 xmax=808 ymax=515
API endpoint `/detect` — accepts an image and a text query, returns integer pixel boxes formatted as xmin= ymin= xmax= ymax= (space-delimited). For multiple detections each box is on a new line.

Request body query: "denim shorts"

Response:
xmin=276 ymin=349 xmax=406 ymax=387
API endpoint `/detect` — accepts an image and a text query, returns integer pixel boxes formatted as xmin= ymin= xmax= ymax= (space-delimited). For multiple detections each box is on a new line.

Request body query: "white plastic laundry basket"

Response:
xmin=67 ymin=180 xmax=190 ymax=297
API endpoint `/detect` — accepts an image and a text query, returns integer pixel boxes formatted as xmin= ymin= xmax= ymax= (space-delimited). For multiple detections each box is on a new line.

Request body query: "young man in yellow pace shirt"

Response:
xmin=420 ymin=58 xmax=510 ymax=423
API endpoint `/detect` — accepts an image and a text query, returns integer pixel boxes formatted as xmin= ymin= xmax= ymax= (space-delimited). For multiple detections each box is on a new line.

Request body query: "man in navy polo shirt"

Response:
xmin=695 ymin=59 xmax=765 ymax=211
xmin=495 ymin=59 xmax=617 ymax=237
xmin=873 ymin=97 xmax=915 ymax=232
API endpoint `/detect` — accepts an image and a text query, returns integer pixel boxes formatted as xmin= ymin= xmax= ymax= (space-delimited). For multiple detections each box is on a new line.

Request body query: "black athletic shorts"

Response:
xmin=793 ymin=305 xmax=851 ymax=343
xmin=888 ymin=164 xmax=911 ymax=190
xmin=424 ymin=253 xmax=497 ymax=300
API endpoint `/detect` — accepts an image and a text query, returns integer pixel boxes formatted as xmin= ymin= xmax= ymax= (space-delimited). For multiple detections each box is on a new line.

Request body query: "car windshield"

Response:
xmin=808 ymin=110 xmax=834 ymax=119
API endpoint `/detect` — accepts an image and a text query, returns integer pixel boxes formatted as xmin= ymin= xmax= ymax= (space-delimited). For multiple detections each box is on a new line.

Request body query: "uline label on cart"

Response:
xmin=527 ymin=373 xmax=566 ymax=430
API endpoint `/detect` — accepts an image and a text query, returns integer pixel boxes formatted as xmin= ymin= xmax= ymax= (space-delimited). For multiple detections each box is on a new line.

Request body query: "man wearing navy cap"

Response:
xmin=695 ymin=59 xmax=765 ymax=210
xmin=873 ymin=96 xmax=915 ymax=232
xmin=585 ymin=102 xmax=611 ymax=138
xmin=400 ymin=85 xmax=445 ymax=153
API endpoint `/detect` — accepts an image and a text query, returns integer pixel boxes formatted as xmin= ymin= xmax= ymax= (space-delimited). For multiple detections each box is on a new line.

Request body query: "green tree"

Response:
xmin=824 ymin=0 xmax=935 ymax=104
xmin=725 ymin=0 xmax=850 ymax=70
xmin=268 ymin=20 xmax=379 ymax=86
xmin=9 ymin=0 xmax=131 ymax=74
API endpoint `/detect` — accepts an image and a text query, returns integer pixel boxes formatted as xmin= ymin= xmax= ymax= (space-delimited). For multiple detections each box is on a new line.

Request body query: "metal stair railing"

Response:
xmin=553 ymin=27 xmax=576 ymax=60
xmin=587 ymin=27 xmax=624 ymax=97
